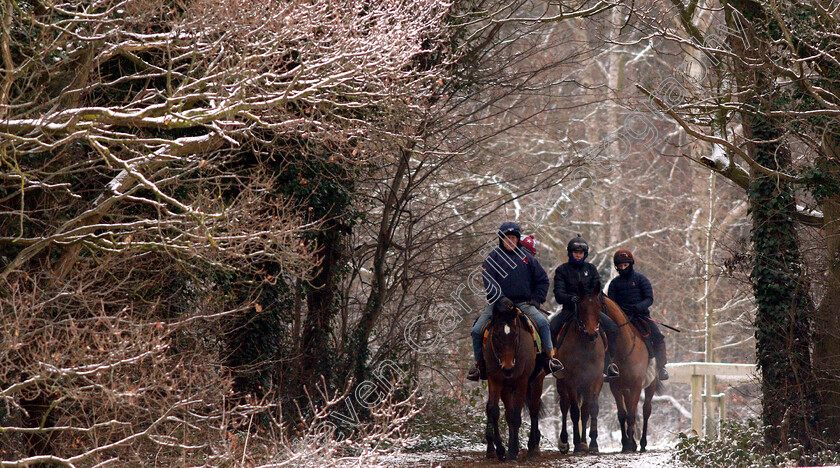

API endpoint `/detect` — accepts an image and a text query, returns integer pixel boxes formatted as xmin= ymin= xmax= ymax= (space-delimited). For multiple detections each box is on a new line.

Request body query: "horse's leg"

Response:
xmin=526 ymin=375 xmax=545 ymax=458
xmin=579 ymin=391 xmax=591 ymax=453
xmin=611 ymin=385 xmax=629 ymax=453
xmin=557 ymin=382 xmax=570 ymax=454
xmin=570 ymin=393 xmax=586 ymax=453
xmin=485 ymin=380 xmax=504 ymax=460
xmin=588 ymin=383 xmax=602 ymax=454
xmin=640 ymin=383 xmax=655 ymax=452
xmin=505 ymin=385 xmax=526 ymax=461
xmin=624 ymin=387 xmax=642 ymax=453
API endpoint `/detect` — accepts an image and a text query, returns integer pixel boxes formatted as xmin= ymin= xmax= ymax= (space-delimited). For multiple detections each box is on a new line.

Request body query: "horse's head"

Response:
xmin=489 ymin=297 xmax=520 ymax=377
xmin=576 ymin=280 xmax=602 ymax=342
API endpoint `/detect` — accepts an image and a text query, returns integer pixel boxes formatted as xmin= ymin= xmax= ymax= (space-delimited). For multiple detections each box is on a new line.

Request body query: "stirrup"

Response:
xmin=549 ymin=358 xmax=564 ymax=376
xmin=605 ymin=363 xmax=619 ymax=378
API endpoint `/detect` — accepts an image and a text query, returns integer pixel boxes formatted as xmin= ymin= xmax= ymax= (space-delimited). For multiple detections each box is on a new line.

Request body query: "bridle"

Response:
xmin=488 ymin=314 xmax=521 ymax=370
xmin=575 ymin=298 xmax=600 ymax=341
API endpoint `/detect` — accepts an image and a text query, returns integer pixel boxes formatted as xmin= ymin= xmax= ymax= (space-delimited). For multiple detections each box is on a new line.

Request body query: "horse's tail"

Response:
xmin=523 ymin=395 xmax=549 ymax=419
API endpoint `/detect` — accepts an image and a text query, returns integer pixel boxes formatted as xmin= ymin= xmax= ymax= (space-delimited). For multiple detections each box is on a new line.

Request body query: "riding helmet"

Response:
xmin=567 ymin=236 xmax=589 ymax=258
xmin=521 ymin=236 xmax=536 ymax=255
xmin=613 ymin=249 xmax=634 ymax=266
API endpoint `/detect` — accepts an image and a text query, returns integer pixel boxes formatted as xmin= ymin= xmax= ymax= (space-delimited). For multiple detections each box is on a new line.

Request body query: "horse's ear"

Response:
xmin=591 ymin=280 xmax=602 ymax=296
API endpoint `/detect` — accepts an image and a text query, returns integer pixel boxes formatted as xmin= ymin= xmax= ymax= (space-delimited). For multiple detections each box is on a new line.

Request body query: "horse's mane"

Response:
xmin=602 ymin=295 xmax=630 ymax=327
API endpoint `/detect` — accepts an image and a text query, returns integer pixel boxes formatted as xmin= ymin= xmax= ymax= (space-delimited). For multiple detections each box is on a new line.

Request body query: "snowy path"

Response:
xmin=390 ymin=447 xmax=682 ymax=467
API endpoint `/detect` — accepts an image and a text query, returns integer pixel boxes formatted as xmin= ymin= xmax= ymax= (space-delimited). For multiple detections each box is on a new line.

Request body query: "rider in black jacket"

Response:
xmin=551 ymin=237 xmax=620 ymax=380
xmin=607 ymin=249 xmax=669 ymax=381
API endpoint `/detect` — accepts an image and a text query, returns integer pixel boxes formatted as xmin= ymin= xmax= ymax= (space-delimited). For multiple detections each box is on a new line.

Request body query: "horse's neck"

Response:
xmin=605 ymin=299 xmax=635 ymax=344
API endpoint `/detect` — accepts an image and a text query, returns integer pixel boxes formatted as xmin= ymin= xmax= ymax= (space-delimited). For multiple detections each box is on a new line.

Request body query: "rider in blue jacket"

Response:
xmin=607 ymin=249 xmax=669 ymax=381
xmin=467 ymin=222 xmax=564 ymax=381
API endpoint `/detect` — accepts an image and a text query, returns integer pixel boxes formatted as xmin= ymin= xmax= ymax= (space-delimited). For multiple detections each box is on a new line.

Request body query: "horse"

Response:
xmin=552 ymin=280 xmax=607 ymax=454
xmin=602 ymin=295 xmax=660 ymax=452
xmin=483 ymin=297 xmax=547 ymax=461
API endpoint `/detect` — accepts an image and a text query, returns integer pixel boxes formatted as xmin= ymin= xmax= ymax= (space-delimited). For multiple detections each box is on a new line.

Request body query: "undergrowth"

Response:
xmin=675 ymin=419 xmax=840 ymax=467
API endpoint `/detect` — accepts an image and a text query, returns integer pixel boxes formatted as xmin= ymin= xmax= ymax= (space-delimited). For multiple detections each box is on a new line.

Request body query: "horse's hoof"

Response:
xmin=589 ymin=444 xmax=599 ymax=454
xmin=640 ymin=446 xmax=647 ymax=453
xmin=573 ymin=443 xmax=589 ymax=453
xmin=496 ymin=447 xmax=506 ymax=461
xmin=506 ymin=450 xmax=519 ymax=461
xmin=558 ymin=442 xmax=569 ymax=454
xmin=486 ymin=449 xmax=495 ymax=459
xmin=527 ymin=447 xmax=540 ymax=459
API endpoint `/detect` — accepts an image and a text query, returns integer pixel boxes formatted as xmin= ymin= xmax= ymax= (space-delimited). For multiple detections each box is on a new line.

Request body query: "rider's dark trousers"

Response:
xmin=646 ymin=319 xmax=667 ymax=366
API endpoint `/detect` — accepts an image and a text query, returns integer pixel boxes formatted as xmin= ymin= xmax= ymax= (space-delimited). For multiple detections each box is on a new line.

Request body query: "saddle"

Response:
xmin=481 ymin=309 xmax=542 ymax=355
xmin=629 ymin=316 xmax=655 ymax=358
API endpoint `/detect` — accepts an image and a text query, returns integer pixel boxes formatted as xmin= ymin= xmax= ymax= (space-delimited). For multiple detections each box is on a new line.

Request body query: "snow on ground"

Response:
xmin=383 ymin=443 xmax=684 ymax=467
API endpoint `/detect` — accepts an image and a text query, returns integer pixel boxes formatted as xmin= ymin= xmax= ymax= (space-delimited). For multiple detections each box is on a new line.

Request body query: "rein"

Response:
xmin=602 ymin=297 xmax=637 ymax=361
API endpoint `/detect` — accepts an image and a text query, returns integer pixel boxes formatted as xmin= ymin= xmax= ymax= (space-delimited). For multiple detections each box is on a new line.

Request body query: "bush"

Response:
xmin=675 ymin=419 xmax=840 ymax=467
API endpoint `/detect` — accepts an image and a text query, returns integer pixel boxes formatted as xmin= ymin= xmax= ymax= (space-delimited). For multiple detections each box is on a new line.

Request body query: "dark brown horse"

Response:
xmin=603 ymin=295 xmax=660 ymax=452
xmin=553 ymin=281 xmax=606 ymax=454
xmin=483 ymin=297 xmax=546 ymax=461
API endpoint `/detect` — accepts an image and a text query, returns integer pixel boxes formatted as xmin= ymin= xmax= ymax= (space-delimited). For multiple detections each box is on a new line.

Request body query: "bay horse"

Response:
xmin=483 ymin=297 xmax=546 ymax=461
xmin=602 ymin=295 xmax=660 ymax=452
xmin=553 ymin=281 xmax=606 ymax=454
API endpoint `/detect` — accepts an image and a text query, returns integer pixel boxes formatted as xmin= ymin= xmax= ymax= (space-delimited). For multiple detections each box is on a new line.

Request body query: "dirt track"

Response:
xmin=393 ymin=448 xmax=680 ymax=467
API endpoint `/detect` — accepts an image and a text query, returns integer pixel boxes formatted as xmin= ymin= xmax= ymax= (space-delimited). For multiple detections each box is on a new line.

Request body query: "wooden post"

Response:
xmin=704 ymin=375 xmax=717 ymax=437
xmin=691 ymin=374 xmax=703 ymax=435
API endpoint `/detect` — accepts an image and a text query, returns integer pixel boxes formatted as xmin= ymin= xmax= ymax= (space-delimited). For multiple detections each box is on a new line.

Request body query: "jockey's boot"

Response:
xmin=654 ymin=341 xmax=669 ymax=381
xmin=467 ymin=357 xmax=487 ymax=381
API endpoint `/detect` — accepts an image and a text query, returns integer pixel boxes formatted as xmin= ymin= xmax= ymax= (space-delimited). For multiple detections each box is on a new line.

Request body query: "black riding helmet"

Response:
xmin=567 ymin=236 xmax=589 ymax=260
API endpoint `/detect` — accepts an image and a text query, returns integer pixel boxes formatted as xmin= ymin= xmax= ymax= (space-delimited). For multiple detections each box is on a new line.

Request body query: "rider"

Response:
xmin=467 ymin=222 xmax=564 ymax=381
xmin=607 ymin=249 xmax=669 ymax=381
xmin=551 ymin=236 xmax=620 ymax=380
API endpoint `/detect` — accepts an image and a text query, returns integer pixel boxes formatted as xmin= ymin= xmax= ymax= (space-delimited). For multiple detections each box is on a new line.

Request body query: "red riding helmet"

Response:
xmin=521 ymin=236 xmax=536 ymax=255
xmin=613 ymin=249 xmax=634 ymax=266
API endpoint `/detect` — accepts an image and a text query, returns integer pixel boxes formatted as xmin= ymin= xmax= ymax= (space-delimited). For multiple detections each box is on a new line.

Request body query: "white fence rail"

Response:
xmin=665 ymin=362 xmax=757 ymax=436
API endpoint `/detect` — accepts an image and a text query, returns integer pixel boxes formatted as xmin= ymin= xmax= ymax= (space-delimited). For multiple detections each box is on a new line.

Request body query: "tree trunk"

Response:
xmin=725 ymin=0 xmax=820 ymax=448
xmin=349 ymin=145 xmax=412 ymax=386
xmin=300 ymin=225 xmax=346 ymax=395
xmin=813 ymin=145 xmax=840 ymax=438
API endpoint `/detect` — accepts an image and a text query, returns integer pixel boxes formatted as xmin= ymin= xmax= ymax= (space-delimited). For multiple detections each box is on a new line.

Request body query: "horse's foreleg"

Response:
xmin=588 ymin=390 xmax=601 ymax=454
xmin=624 ymin=390 xmax=641 ymax=453
xmin=527 ymin=376 xmax=545 ymax=458
xmin=557 ymin=383 xmax=570 ymax=454
xmin=485 ymin=381 xmax=504 ymax=460
xmin=640 ymin=384 xmax=654 ymax=452
xmin=569 ymin=394 xmax=585 ymax=453
xmin=579 ymin=392 xmax=591 ymax=453
xmin=505 ymin=386 xmax=527 ymax=461
xmin=612 ymin=387 xmax=629 ymax=452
